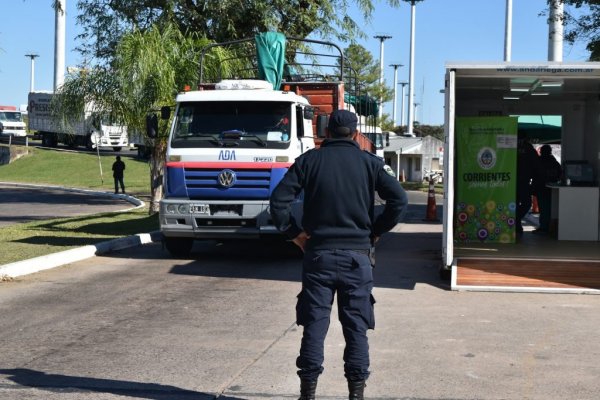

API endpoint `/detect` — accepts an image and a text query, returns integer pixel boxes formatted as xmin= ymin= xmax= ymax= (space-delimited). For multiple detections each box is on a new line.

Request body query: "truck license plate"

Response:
xmin=191 ymin=204 xmax=210 ymax=214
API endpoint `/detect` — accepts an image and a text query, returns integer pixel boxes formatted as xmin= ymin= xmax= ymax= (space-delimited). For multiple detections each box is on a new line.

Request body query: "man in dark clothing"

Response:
xmin=112 ymin=155 xmax=126 ymax=194
xmin=515 ymin=137 xmax=539 ymax=234
xmin=269 ymin=109 xmax=408 ymax=400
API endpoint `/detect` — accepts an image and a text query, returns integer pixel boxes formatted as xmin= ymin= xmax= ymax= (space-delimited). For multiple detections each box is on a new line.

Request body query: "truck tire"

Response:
xmin=164 ymin=237 xmax=194 ymax=258
xmin=85 ymin=134 xmax=94 ymax=151
xmin=64 ymin=134 xmax=77 ymax=148
xmin=42 ymin=132 xmax=57 ymax=147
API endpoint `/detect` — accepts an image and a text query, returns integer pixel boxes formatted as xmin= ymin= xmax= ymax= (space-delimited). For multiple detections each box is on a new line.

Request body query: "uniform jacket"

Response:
xmin=269 ymin=138 xmax=408 ymax=251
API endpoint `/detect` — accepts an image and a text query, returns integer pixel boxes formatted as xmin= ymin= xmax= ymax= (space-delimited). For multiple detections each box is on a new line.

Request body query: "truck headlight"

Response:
xmin=166 ymin=204 xmax=177 ymax=214
xmin=177 ymin=204 xmax=190 ymax=214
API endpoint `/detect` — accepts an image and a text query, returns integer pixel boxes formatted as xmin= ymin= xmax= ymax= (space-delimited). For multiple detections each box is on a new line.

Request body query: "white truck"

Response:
xmin=0 ymin=106 xmax=27 ymax=137
xmin=27 ymin=91 xmax=128 ymax=151
xmin=148 ymin=34 xmax=380 ymax=257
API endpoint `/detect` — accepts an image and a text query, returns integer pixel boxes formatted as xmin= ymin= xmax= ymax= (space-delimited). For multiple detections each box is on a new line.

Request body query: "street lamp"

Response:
xmin=402 ymin=0 xmax=424 ymax=135
xmin=398 ymin=81 xmax=408 ymax=128
xmin=504 ymin=0 xmax=513 ymax=61
xmin=374 ymin=34 xmax=392 ymax=120
xmin=25 ymin=53 xmax=39 ymax=92
xmin=389 ymin=63 xmax=404 ymax=126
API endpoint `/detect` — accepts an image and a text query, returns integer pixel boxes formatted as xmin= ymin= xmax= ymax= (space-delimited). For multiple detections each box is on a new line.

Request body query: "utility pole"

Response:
xmin=389 ymin=63 xmax=404 ymax=126
xmin=398 ymin=81 xmax=408 ymax=128
xmin=374 ymin=34 xmax=392 ymax=121
xmin=25 ymin=54 xmax=39 ymax=92
xmin=54 ymin=0 xmax=66 ymax=91
xmin=402 ymin=0 xmax=424 ymax=136
xmin=548 ymin=0 xmax=564 ymax=61
xmin=504 ymin=0 xmax=513 ymax=62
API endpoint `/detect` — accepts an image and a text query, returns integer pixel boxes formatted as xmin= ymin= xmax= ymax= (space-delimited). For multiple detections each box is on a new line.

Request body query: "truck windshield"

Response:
xmin=171 ymin=101 xmax=292 ymax=149
xmin=0 ymin=112 xmax=23 ymax=122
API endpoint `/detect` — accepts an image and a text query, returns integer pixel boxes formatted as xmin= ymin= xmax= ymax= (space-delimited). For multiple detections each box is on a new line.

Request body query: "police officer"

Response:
xmin=270 ymin=109 xmax=407 ymax=400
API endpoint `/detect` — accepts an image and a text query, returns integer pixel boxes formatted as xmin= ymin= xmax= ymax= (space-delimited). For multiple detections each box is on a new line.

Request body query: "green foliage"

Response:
xmin=393 ymin=124 xmax=445 ymax=140
xmin=75 ymin=0 xmax=400 ymax=64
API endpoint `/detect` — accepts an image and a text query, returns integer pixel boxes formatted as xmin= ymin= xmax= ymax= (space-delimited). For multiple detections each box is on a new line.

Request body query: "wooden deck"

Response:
xmin=452 ymin=228 xmax=600 ymax=293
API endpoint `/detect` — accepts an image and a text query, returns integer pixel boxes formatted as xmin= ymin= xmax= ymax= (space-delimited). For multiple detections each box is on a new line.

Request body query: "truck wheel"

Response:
xmin=164 ymin=237 xmax=194 ymax=258
xmin=85 ymin=134 xmax=94 ymax=151
xmin=113 ymin=147 xmax=122 ymax=152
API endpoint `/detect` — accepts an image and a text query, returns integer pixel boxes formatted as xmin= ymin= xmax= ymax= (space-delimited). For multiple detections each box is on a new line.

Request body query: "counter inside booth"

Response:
xmin=549 ymin=184 xmax=600 ymax=241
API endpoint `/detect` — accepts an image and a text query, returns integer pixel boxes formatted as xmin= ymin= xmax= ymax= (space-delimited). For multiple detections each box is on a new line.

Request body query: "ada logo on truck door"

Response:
xmin=219 ymin=150 xmax=236 ymax=160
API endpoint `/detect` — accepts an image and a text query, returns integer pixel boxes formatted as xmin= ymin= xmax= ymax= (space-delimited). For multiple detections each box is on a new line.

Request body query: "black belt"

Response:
xmin=352 ymin=249 xmax=370 ymax=255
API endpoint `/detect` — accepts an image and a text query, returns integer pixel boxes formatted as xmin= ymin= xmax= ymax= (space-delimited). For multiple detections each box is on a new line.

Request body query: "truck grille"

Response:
xmin=185 ymin=167 xmax=271 ymax=200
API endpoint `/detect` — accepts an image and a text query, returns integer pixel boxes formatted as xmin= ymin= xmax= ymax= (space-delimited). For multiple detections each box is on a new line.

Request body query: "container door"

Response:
xmin=443 ymin=69 xmax=456 ymax=268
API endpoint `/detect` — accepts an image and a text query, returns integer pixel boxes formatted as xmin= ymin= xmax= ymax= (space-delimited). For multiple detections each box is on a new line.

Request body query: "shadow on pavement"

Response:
xmin=165 ymin=229 xmax=447 ymax=291
xmin=0 ymin=368 xmax=243 ymax=400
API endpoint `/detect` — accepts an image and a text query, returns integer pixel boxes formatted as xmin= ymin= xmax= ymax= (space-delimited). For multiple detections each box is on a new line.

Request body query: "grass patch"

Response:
xmin=0 ymin=146 xmax=152 ymax=195
xmin=0 ymin=147 xmax=158 ymax=266
xmin=0 ymin=207 xmax=159 ymax=265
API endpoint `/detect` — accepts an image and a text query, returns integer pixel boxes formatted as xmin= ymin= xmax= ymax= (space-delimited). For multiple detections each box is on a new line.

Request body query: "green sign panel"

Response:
xmin=455 ymin=117 xmax=518 ymax=244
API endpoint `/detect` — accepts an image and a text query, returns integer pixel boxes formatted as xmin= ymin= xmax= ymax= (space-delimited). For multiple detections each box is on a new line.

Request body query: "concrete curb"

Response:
xmin=0 ymin=231 xmax=162 ymax=278
xmin=0 ymin=182 xmax=160 ymax=279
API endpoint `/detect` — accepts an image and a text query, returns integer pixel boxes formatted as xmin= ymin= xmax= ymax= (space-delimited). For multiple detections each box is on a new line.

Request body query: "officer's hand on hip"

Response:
xmin=292 ymin=231 xmax=310 ymax=252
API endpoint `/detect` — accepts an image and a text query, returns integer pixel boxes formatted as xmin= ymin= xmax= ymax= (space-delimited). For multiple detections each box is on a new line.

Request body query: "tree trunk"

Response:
xmin=149 ymin=139 xmax=166 ymax=215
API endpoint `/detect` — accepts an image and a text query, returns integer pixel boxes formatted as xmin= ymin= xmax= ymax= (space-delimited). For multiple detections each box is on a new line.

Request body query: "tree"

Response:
xmin=54 ymin=24 xmax=229 ymax=212
xmin=343 ymin=43 xmax=394 ymax=127
xmin=549 ymin=0 xmax=600 ymax=60
xmin=75 ymin=0 xmax=400 ymax=64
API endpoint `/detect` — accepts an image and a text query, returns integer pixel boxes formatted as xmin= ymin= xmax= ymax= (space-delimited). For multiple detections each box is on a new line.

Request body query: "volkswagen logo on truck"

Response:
xmin=217 ymin=169 xmax=236 ymax=188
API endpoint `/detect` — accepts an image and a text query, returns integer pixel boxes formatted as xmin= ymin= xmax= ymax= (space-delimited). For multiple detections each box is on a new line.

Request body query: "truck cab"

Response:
xmin=154 ymin=34 xmax=378 ymax=257
xmin=0 ymin=106 xmax=27 ymax=137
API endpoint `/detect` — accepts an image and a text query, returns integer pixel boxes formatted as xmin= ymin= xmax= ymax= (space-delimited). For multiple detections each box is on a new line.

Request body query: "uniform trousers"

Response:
xmin=295 ymin=249 xmax=375 ymax=382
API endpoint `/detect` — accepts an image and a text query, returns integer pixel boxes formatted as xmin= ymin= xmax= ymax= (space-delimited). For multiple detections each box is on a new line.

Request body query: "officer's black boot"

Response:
xmin=298 ymin=379 xmax=317 ymax=400
xmin=348 ymin=379 xmax=366 ymax=400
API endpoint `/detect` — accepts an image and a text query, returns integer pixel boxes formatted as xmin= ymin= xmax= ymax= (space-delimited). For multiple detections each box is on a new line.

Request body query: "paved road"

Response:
xmin=0 ymin=183 xmax=136 ymax=227
xmin=0 ymin=199 xmax=598 ymax=399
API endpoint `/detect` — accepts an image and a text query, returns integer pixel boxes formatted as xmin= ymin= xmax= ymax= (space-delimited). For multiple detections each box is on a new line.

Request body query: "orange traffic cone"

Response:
xmin=424 ymin=179 xmax=439 ymax=222
xmin=531 ymin=195 xmax=540 ymax=214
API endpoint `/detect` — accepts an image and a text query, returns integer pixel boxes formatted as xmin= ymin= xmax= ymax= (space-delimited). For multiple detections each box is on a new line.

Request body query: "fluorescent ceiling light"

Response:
xmin=532 ymin=92 xmax=550 ymax=96
xmin=540 ymin=81 xmax=563 ymax=87
xmin=503 ymin=96 xmax=520 ymax=100
xmin=510 ymin=87 xmax=529 ymax=92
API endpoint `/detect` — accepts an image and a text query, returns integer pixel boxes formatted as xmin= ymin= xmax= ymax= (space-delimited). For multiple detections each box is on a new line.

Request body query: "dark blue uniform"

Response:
xmin=270 ymin=137 xmax=407 ymax=383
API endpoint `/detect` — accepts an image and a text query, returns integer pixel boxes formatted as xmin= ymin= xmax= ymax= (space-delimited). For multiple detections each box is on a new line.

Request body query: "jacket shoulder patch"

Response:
xmin=383 ymin=164 xmax=396 ymax=177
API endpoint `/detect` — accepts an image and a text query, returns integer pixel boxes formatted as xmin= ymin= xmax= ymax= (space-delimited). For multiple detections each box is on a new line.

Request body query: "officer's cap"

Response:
xmin=328 ymin=110 xmax=358 ymax=137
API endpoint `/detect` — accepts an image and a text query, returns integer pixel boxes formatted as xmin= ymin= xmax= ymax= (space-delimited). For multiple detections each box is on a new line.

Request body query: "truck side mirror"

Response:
xmin=316 ymin=114 xmax=328 ymax=138
xmin=386 ymin=132 xmax=390 ymax=147
xmin=160 ymin=106 xmax=171 ymax=120
xmin=146 ymin=114 xmax=158 ymax=138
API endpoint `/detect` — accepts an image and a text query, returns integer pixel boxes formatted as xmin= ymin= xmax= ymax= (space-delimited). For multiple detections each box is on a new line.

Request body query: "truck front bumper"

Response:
xmin=159 ymin=199 xmax=299 ymax=240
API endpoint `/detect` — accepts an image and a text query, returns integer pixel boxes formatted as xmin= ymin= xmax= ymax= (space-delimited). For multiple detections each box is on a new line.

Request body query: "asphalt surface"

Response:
xmin=1 ymin=217 xmax=599 ymax=399
xmin=0 ymin=183 xmax=138 ymax=227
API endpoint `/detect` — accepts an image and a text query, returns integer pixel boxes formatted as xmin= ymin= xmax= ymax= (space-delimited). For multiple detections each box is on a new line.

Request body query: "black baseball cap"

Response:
xmin=328 ymin=110 xmax=358 ymax=136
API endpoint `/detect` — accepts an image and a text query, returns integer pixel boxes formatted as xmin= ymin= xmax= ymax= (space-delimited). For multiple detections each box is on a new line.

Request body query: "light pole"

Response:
xmin=25 ymin=54 xmax=39 ymax=92
xmin=548 ymin=0 xmax=564 ymax=61
xmin=389 ymin=63 xmax=404 ymax=126
xmin=402 ymin=0 xmax=424 ymax=135
xmin=504 ymin=0 xmax=513 ymax=62
xmin=374 ymin=34 xmax=392 ymax=121
xmin=398 ymin=81 xmax=408 ymax=128
xmin=54 ymin=0 xmax=66 ymax=91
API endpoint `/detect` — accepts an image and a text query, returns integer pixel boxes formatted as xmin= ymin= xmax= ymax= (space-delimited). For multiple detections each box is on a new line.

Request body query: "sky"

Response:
xmin=0 ymin=0 xmax=592 ymax=125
